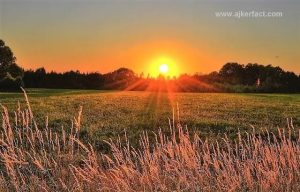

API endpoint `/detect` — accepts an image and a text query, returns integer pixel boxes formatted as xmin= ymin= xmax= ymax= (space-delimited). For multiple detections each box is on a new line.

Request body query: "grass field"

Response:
xmin=1 ymin=89 xmax=299 ymax=147
xmin=1 ymin=89 xmax=300 ymax=191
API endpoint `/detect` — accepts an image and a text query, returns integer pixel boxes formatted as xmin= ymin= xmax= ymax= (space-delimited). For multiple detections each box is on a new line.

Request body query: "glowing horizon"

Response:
xmin=1 ymin=0 xmax=299 ymax=75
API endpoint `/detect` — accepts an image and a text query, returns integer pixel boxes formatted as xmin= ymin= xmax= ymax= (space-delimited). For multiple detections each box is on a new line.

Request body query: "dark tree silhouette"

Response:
xmin=219 ymin=63 xmax=245 ymax=84
xmin=0 ymin=40 xmax=16 ymax=71
xmin=202 ymin=63 xmax=300 ymax=93
xmin=19 ymin=64 xmax=300 ymax=93
xmin=0 ymin=39 xmax=23 ymax=91
xmin=23 ymin=69 xmax=104 ymax=90
xmin=1 ymin=38 xmax=299 ymax=93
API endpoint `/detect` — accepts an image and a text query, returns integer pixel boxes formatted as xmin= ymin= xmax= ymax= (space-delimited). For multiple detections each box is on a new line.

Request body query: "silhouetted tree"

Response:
xmin=0 ymin=39 xmax=298 ymax=94
xmin=219 ymin=63 xmax=244 ymax=84
xmin=243 ymin=63 xmax=264 ymax=85
xmin=0 ymin=39 xmax=23 ymax=90
xmin=194 ymin=63 xmax=300 ymax=93
xmin=23 ymin=69 xmax=104 ymax=90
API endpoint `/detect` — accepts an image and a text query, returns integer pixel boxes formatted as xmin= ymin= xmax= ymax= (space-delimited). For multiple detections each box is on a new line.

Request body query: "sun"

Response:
xmin=148 ymin=56 xmax=179 ymax=77
xmin=159 ymin=64 xmax=169 ymax=74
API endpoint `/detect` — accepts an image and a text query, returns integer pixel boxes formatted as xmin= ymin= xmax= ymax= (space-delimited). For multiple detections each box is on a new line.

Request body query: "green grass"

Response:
xmin=0 ymin=89 xmax=299 ymax=147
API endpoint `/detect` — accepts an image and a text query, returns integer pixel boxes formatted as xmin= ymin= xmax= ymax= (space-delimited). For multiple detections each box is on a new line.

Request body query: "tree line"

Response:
xmin=196 ymin=63 xmax=300 ymax=93
xmin=1 ymin=39 xmax=300 ymax=93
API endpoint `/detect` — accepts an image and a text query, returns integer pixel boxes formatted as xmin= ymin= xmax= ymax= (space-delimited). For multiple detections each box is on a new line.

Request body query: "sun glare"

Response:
xmin=159 ymin=64 xmax=169 ymax=74
xmin=148 ymin=56 xmax=179 ymax=78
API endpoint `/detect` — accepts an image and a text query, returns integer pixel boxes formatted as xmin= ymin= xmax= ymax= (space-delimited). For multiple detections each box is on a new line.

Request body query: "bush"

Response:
xmin=0 ymin=73 xmax=23 ymax=91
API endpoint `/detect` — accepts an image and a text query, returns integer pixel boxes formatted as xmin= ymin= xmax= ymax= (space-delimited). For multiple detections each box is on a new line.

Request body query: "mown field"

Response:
xmin=0 ymin=89 xmax=299 ymax=146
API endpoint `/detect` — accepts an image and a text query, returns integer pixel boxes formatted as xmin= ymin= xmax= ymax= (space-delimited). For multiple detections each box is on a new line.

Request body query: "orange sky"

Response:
xmin=1 ymin=0 xmax=299 ymax=76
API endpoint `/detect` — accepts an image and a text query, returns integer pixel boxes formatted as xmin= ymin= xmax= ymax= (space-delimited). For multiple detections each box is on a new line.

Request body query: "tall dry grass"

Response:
xmin=0 ymin=90 xmax=299 ymax=191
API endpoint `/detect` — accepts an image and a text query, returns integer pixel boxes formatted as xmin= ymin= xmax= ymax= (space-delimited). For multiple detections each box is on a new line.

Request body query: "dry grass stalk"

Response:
xmin=0 ymin=91 xmax=299 ymax=191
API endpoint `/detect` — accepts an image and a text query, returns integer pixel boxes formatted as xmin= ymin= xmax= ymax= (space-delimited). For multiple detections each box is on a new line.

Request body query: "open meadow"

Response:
xmin=1 ymin=89 xmax=300 ymax=191
xmin=1 ymin=89 xmax=299 ymax=147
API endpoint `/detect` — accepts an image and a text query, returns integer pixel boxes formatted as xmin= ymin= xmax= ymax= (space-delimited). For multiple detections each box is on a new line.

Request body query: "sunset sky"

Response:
xmin=0 ymin=0 xmax=299 ymax=76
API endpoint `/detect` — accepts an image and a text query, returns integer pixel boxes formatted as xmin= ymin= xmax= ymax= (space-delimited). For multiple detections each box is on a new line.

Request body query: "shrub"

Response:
xmin=0 ymin=73 xmax=23 ymax=91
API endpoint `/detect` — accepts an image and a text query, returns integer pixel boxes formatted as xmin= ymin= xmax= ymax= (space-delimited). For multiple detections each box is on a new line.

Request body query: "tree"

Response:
xmin=0 ymin=40 xmax=13 ymax=79
xmin=23 ymin=69 xmax=105 ymax=90
xmin=0 ymin=73 xmax=23 ymax=91
xmin=0 ymin=39 xmax=24 ymax=90
xmin=219 ymin=63 xmax=244 ymax=84
xmin=243 ymin=63 xmax=264 ymax=85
